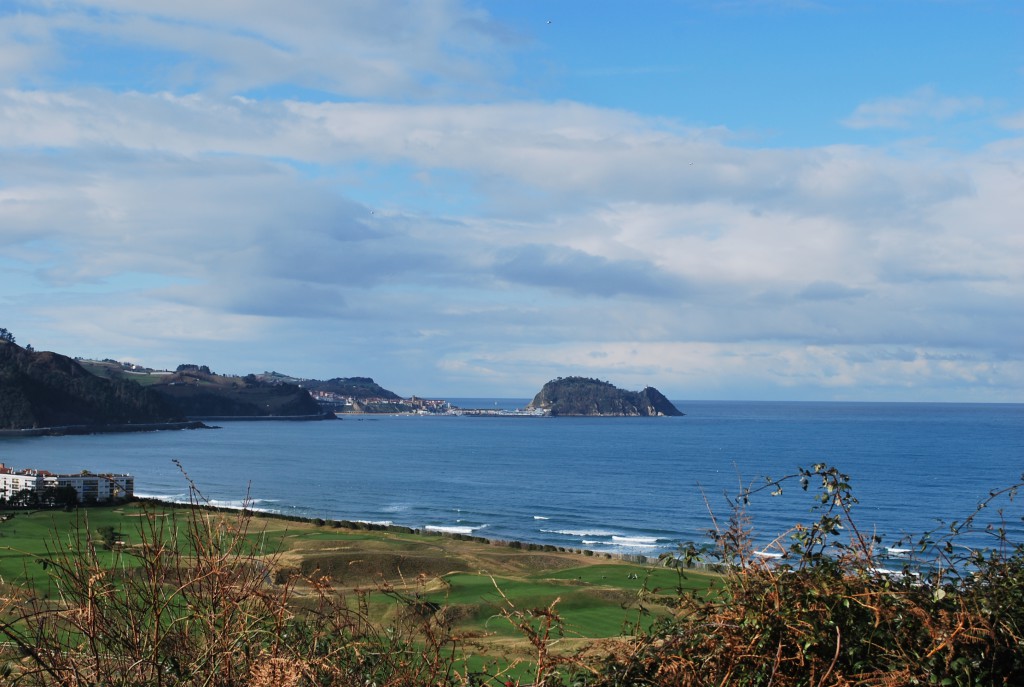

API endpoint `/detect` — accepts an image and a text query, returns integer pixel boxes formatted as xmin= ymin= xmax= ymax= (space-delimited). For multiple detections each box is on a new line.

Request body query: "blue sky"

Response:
xmin=1 ymin=1 xmax=1022 ymax=401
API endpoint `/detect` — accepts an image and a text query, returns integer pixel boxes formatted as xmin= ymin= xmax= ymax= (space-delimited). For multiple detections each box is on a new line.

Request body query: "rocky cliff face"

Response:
xmin=0 ymin=342 xmax=185 ymax=430
xmin=636 ymin=386 xmax=683 ymax=417
xmin=526 ymin=377 xmax=684 ymax=417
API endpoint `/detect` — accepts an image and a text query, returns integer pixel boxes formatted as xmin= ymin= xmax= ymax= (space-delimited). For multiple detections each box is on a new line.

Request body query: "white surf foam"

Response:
xmin=425 ymin=524 xmax=487 ymax=535
xmin=207 ymin=498 xmax=280 ymax=513
xmin=134 ymin=492 xmax=188 ymax=502
xmin=542 ymin=528 xmax=619 ymax=538
xmin=611 ymin=535 xmax=660 ymax=548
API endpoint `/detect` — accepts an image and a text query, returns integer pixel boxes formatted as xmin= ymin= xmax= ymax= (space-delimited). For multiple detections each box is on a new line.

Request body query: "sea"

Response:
xmin=0 ymin=401 xmax=1021 ymax=561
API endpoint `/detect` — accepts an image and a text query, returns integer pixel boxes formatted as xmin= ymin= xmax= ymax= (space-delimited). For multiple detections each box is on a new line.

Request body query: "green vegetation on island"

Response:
xmin=527 ymin=376 xmax=684 ymax=416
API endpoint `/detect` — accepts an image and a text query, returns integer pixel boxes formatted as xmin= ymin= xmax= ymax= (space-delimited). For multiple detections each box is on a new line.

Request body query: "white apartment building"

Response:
xmin=0 ymin=464 xmax=134 ymax=503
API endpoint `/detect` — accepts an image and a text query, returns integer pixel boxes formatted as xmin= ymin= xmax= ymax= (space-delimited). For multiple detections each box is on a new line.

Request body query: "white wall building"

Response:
xmin=0 ymin=464 xmax=134 ymax=503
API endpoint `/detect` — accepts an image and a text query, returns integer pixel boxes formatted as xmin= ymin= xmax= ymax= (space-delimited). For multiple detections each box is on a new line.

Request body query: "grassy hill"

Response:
xmin=300 ymin=376 xmax=402 ymax=400
xmin=150 ymin=370 xmax=324 ymax=418
xmin=79 ymin=362 xmax=327 ymax=418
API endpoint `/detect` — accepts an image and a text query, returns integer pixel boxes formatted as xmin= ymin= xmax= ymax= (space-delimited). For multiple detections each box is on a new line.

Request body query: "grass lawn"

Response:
xmin=0 ymin=506 xmax=145 ymax=589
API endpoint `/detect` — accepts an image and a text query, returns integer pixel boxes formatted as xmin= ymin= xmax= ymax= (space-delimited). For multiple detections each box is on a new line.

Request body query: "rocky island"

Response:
xmin=526 ymin=376 xmax=684 ymax=417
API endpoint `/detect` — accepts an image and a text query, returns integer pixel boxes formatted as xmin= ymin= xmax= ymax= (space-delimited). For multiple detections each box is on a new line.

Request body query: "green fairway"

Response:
xmin=419 ymin=569 xmax=681 ymax=639
xmin=0 ymin=507 xmax=141 ymax=589
xmin=543 ymin=563 xmax=721 ymax=595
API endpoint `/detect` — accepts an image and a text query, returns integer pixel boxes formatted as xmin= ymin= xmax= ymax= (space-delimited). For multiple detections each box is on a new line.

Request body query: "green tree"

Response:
xmin=40 ymin=486 xmax=78 ymax=509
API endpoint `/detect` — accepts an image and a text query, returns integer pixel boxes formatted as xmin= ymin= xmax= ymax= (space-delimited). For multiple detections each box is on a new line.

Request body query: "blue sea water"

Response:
xmin=0 ymin=401 xmax=1021 ymax=558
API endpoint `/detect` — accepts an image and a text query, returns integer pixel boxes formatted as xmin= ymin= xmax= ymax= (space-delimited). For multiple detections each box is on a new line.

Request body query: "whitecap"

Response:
xmin=611 ymin=535 xmax=660 ymax=546
xmin=208 ymin=499 xmax=253 ymax=509
xmin=425 ymin=524 xmax=487 ymax=535
xmin=134 ymin=492 xmax=188 ymax=502
xmin=207 ymin=499 xmax=280 ymax=513
xmin=541 ymin=528 xmax=619 ymax=538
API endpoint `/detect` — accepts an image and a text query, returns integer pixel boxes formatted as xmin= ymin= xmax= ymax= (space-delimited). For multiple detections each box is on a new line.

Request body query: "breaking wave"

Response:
xmin=541 ymin=528 xmax=621 ymax=538
xmin=611 ymin=535 xmax=661 ymax=548
xmin=425 ymin=524 xmax=488 ymax=535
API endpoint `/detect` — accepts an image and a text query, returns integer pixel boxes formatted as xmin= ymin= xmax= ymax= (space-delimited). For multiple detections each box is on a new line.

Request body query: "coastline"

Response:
xmin=0 ymin=414 xmax=338 ymax=437
xmin=137 ymin=496 xmax=661 ymax=566
xmin=0 ymin=420 xmax=211 ymax=437
xmin=185 ymin=413 xmax=338 ymax=422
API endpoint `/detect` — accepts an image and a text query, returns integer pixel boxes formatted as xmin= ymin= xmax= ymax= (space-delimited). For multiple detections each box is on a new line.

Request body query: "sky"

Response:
xmin=1 ymin=1 xmax=1022 ymax=402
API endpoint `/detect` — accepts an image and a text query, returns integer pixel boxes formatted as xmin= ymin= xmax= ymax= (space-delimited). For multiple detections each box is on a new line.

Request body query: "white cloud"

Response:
xmin=8 ymin=0 xmax=511 ymax=98
xmin=1 ymin=1 xmax=1022 ymax=399
xmin=2 ymin=88 xmax=1021 ymax=393
xmin=999 ymin=110 xmax=1024 ymax=130
xmin=435 ymin=341 xmax=1024 ymax=401
xmin=843 ymin=87 xmax=985 ymax=130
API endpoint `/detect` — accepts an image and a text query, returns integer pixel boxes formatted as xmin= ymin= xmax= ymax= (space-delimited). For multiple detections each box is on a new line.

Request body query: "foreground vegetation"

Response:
xmin=0 ymin=464 xmax=1021 ymax=685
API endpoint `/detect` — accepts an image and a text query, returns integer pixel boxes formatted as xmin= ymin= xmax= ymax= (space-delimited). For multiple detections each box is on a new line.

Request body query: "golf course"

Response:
xmin=0 ymin=500 xmax=719 ymax=683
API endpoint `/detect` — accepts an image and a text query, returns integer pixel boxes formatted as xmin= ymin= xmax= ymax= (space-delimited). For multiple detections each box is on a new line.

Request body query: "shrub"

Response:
xmin=0 ymin=466 xmax=465 ymax=686
xmin=585 ymin=464 xmax=1024 ymax=686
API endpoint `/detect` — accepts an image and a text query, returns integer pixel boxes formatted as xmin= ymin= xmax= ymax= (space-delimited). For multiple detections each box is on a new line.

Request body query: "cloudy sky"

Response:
xmin=1 ymin=1 xmax=1022 ymax=401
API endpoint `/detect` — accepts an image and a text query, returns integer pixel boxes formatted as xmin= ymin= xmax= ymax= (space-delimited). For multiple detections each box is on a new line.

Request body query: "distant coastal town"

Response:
xmin=306 ymin=390 xmax=547 ymax=416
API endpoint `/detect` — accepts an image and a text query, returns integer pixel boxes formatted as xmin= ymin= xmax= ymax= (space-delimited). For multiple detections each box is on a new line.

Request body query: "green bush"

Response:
xmin=581 ymin=464 xmax=1024 ymax=687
